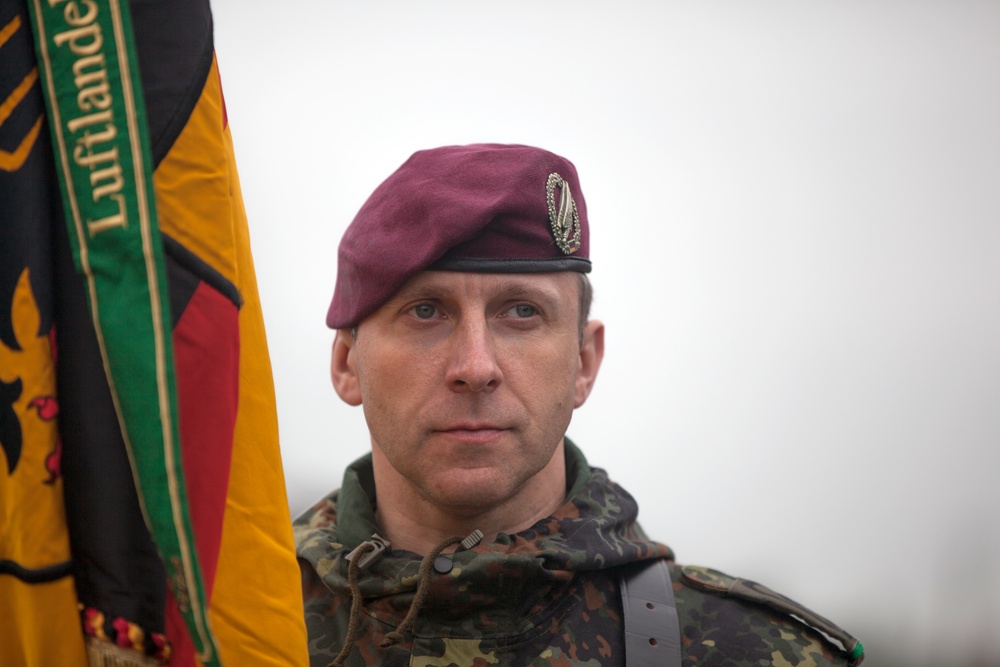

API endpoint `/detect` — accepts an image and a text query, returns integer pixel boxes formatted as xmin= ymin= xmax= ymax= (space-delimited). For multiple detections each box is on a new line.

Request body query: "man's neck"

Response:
xmin=370 ymin=442 xmax=568 ymax=556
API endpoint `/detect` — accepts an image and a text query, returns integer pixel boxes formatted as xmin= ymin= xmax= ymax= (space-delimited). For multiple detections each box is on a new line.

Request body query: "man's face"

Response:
xmin=331 ymin=271 xmax=603 ymax=517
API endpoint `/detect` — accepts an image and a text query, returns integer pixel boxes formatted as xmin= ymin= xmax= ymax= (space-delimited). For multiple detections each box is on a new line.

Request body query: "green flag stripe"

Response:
xmin=105 ymin=4 xmax=216 ymax=663
xmin=26 ymin=0 xmax=218 ymax=663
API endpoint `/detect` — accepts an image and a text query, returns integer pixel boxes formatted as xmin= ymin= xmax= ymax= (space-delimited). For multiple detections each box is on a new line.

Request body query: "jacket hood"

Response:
xmin=295 ymin=442 xmax=864 ymax=667
xmin=295 ymin=439 xmax=672 ymax=608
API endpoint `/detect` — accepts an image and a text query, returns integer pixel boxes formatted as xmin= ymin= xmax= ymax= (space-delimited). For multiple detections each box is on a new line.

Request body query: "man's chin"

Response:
xmin=421 ymin=470 xmax=519 ymax=516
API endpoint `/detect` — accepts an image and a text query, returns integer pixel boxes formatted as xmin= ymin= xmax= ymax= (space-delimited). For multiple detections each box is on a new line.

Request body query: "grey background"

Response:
xmin=211 ymin=2 xmax=1000 ymax=665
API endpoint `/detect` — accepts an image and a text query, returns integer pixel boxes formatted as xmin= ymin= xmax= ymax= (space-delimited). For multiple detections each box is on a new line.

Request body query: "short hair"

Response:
xmin=577 ymin=273 xmax=593 ymax=343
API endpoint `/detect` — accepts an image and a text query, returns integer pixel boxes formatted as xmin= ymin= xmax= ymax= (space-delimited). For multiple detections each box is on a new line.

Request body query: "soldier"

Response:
xmin=294 ymin=144 xmax=864 ymax=667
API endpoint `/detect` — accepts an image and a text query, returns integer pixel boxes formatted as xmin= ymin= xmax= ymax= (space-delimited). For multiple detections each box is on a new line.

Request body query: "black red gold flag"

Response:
xmin=1 ymin=0 xmax=307 ymax=664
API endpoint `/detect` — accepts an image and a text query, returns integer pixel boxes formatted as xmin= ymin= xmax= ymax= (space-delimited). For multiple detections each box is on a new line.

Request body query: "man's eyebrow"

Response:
xmin=389 ymin=279 xmax=563 ymax=304
xmin=490 ymin=279 xmax=561 ymax=302
xmin=389 ymin=283 xmax=452 ymax=303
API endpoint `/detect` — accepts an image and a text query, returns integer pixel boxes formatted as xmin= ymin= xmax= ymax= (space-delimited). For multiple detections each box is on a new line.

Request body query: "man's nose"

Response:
xmin=445 ymin=318 xmax=503 ymax=393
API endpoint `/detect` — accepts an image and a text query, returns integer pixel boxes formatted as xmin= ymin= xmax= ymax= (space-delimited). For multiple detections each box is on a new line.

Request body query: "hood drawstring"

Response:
xmin=330 ymin=530 xmax=484 ymax=667
xmin=331 ymin=534 xmax=390 ymax=667
xmin=379 ymin=535 xmax=463 ymax=648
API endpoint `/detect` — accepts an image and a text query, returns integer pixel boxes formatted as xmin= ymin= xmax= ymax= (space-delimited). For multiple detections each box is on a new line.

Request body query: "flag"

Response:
xmin=1 ymin=0 xmax=307 ymax=663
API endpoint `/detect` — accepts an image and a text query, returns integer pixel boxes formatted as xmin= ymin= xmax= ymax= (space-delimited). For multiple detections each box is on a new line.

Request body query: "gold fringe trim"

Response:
xmin=85 ymin=638 xmax=161 ymax=667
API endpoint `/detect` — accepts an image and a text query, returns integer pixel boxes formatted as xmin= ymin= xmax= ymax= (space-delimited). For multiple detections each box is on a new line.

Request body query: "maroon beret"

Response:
xmin=326 ymin=143 xmax=591 ymax=329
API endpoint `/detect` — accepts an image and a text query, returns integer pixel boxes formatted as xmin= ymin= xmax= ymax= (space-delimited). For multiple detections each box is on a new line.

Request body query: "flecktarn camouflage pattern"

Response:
xmin=295 ymin=441 xmax=863 ymax=666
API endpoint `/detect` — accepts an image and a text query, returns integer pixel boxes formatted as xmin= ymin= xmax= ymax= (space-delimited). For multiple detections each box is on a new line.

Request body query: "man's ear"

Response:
xmin=331 ymin=329 xmax=362 ymax=406
xmin=574 ymin=320 xmax=605 ymax=408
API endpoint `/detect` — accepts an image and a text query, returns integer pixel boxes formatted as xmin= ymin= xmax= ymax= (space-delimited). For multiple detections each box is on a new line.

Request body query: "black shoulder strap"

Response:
xmin=619 ymin=559 xmax=682 ymax=667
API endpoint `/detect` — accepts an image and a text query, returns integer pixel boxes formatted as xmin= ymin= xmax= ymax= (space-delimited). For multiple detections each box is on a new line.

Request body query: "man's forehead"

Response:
xmin=388 ymin=271 xmax=576 ymax=303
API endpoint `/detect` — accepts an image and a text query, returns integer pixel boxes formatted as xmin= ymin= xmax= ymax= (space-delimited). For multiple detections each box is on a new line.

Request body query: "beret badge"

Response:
xmin=546 ymin=172 xmax=582 ymax=255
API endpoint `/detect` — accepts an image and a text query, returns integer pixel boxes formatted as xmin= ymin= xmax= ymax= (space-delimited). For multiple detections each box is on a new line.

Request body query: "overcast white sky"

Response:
xmin=211 ymin=2 xmax=1000 ymax=665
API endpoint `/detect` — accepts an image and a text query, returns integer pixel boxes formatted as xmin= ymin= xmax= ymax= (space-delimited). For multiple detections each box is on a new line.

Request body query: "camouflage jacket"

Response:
xmin=295 ymin=441 xmax=863 ymax=666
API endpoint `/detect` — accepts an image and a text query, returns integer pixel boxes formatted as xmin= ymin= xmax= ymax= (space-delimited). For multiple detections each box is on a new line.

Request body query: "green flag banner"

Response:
xmin=25 ymin=0 xmax=219 ymax=663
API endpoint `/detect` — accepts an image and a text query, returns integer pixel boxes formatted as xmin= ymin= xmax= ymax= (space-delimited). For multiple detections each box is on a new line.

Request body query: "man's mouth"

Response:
xmin=434 ymin=426 xmax=507 ymax=444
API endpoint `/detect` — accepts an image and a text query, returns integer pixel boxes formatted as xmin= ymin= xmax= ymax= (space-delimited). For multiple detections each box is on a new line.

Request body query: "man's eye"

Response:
xmin=508 ymin=304 xmax=538 ymax=318
xmin=411 ymin=304 xmax=437 ymax=319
